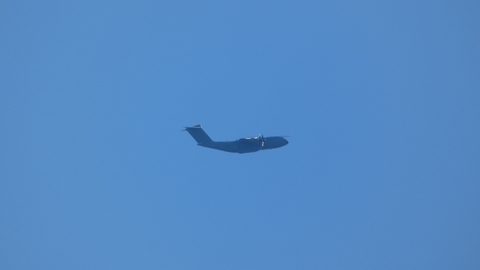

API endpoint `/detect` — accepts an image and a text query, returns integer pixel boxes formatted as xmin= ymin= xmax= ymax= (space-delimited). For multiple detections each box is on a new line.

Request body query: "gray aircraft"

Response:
xmin=184 ymin=125 xmax=289 ymax=154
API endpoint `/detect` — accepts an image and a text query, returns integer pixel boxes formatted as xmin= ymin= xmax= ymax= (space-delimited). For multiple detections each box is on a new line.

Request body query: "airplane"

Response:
xmin=183 ymin=125 xmax=289 ymax=154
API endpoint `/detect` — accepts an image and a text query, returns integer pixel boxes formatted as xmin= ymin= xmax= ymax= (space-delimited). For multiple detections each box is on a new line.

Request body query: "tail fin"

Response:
xmin=183 ymin=125 xmax=213 ymax=144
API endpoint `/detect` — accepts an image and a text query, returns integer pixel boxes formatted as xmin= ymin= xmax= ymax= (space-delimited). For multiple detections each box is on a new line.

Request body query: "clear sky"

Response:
xmin=1 ymin=1 xmax=479 ymax=269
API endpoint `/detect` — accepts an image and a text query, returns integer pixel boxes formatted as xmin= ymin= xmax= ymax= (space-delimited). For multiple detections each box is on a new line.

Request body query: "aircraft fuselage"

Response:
xmin=199 ymin=136 xmax=288 ymax=153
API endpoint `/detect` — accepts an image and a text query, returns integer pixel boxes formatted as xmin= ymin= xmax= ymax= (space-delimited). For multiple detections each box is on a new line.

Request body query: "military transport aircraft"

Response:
xmin=183 ymin=125 xmax=288 ymax=153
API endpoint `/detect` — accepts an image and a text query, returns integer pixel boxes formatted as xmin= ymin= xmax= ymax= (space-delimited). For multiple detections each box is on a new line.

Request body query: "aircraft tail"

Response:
xmin=183 ymin=125 xmax=213 ymax=144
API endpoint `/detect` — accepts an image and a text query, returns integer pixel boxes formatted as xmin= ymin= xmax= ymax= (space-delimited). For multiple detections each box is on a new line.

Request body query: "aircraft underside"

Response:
xmin=199 ymin=141 xmax=262 ymax=154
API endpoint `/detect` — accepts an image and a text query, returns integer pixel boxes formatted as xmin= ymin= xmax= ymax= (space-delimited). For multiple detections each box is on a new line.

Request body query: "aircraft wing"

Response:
xmin=238 ymin=138 xmax=259 ymax=145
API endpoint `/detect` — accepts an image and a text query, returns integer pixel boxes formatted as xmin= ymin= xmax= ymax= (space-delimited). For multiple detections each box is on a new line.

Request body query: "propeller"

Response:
xmin=257 ymin=134 xmax=265 ymax=148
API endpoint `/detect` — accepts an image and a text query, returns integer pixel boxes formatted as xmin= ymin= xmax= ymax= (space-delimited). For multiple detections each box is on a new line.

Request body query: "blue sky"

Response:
xmin=1 ymin=1 xmax=479 ymax=269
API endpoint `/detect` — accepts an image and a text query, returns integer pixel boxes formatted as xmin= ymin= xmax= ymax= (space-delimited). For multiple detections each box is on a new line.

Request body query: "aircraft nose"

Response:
xmin=284 ymin=138 xmax=289 ymax=145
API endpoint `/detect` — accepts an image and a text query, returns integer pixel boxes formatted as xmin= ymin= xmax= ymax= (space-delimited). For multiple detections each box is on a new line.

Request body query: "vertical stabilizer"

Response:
xmin=184 ymin=125 xmax=213 ymax=144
